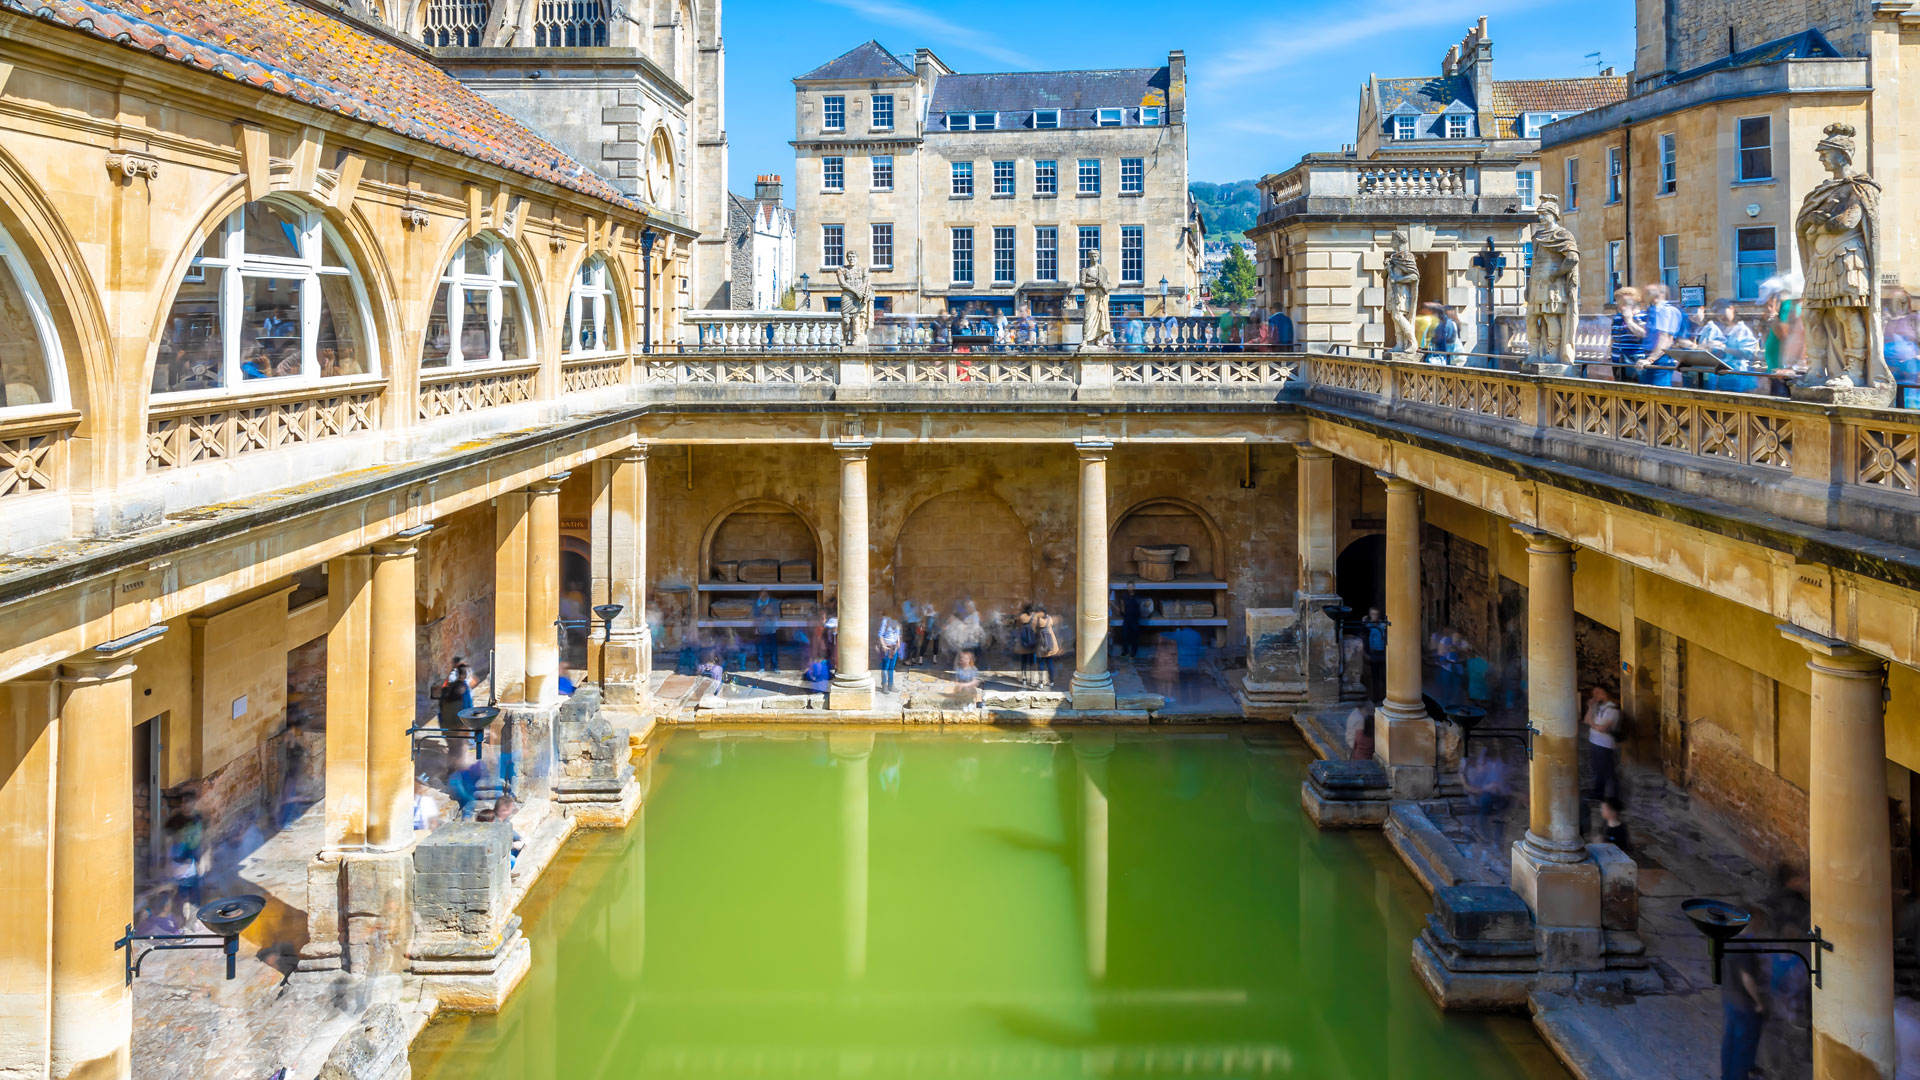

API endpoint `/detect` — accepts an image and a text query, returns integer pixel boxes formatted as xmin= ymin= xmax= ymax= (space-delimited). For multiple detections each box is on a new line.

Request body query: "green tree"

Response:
xmin=1213 ymin=245 xmax=1259 ymax=308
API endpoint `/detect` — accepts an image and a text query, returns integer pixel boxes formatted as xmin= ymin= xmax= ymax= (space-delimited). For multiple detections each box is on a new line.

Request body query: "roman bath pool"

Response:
xmin=411 ymin=727 xmax=1564 ymax=1078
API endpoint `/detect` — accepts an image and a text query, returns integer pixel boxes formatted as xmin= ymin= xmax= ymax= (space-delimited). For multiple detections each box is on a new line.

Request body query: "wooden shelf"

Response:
xmin=1111 ymin=617 xmax=1230 ymax=627
xmin=1109 ymin=578 xmax=1229 ymax=590
xmin=697 ymin=583 xmax=823 ymax=592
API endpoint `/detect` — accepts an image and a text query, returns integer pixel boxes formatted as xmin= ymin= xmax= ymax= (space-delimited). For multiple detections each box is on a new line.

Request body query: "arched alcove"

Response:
xmin=893 ymin=489 xmax=1033 ymax=627
xmin=697 ymin=499 xmax=826 ymax=626
xmin=1109 ymin=497 xmax=1223 ymax=581
xmin=1336 ymin=534 xmax=1387 ymax=616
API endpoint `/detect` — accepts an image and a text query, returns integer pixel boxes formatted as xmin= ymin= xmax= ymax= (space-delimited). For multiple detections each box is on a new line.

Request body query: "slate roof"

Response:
xmin=1377 ymin=74 xmax=1474 ymax=115
xmin=929 ymin=67 xmax=1168 ymax=116
xmin=797 ymin=40 xmax=914 ymax=81
xmin=1669 ymin=28 xmax=1842 ymax=83
xmin=13 ymin=0 xmax=633 ymax=208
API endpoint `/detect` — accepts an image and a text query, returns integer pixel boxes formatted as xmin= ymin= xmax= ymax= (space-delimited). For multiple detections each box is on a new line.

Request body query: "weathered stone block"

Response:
xmin=1243 ymin=607 xmax=1304 ymax=698
xmin=318 ymin=1002 xmax=409 ymax=1080
xmin=1588 ymin=842 xmax=1639 ymax=932
xmin=1433 ymin=884 xmax=1533 ymax=942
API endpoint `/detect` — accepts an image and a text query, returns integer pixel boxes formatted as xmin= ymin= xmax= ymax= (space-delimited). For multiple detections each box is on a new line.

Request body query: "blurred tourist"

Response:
xmin=1584 ymin=685 xmax=1623 ymax=804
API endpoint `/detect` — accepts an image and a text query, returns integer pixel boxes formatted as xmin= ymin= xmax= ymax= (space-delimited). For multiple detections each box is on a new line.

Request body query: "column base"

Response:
xmin=297 ymin=850 xmax=411 ymax=977
xmin=1069 ymin=672 xmax=1116 ymax=712
xmin=413 ymin=927 xmax=532 ymax=1013
xmin=828 ymin=674 xmax=875 ymax=711
xmin=1299 ymin=758 xmax=1393 ymax=829
xmin=499 ymin=702 xmax=561 ymax=802
xmin=599 ymin=632 xmax=653 ymax=708
xmin=1376 ymin=701 xmax=1436 ymax=799
xmin=1511 ymin=837 xmax=1605 ymax=973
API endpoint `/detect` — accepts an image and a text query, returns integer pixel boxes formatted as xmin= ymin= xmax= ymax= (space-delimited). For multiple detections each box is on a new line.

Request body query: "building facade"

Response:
xmin=1248 ymin=19 xmax=1625 ymax=351
xmin=792 ymin=41 xmax=1201 ymax=318
xmin=728 ymin=176 xmax=798 ymax=310
xmin=1539 ymin=15 xmax=1919 ymax=312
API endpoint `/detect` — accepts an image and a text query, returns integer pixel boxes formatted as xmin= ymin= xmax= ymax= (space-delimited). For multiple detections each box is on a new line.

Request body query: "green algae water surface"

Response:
xmin=412 ymin=726 xmax=1564 ymax=1079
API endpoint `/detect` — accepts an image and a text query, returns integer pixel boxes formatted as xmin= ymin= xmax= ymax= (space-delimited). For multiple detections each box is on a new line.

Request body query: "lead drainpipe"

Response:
xmin=1621 ymin=118 xmax=1633 ymax=289
xmin=641 ymin=229 xmax=657 ymax=354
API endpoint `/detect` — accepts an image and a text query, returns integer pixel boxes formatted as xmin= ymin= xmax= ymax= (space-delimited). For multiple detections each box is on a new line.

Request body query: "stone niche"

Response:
xmin=408 ymin=821 xmax=531 ymax=1012
xmin=552 ymin=685 xmax=642 ymax=827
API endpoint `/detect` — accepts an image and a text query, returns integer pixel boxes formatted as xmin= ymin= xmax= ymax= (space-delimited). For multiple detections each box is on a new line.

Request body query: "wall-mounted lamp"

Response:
xmin=1683 ymin=898 xmax=1833 ymax=988
xmin=116 ymin=894 xmax=265 ymax=984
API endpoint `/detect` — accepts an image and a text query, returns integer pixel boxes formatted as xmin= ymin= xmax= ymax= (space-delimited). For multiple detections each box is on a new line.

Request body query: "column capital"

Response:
xmin=1511 ymin=524 xmax=1574 ymax=555
xmin=528 ymin=472 xmax=571 ymax=495
xmin=1376 ymin=471 xmax=1417 ymax=492
xmin=1075 ymin=437 xmax=1114 ymax=458
xmin=371 ymin=524 xmax=433 ymax=559
xmin=1295 ymin=442 xmax=1334 ymax=460
xmin=832 ymin=438 xmax=872 ymax=457
xmin=60 ymin=624 xmax=166 ymax=681
xmin=1780 ymin=624 xmax=1886 ymax=675
xmin=615 ymin=442 xmax=651 ymax=463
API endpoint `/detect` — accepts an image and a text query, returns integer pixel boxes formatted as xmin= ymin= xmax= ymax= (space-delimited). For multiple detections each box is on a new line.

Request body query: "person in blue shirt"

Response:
xmin=1698 ymin=300 xmax=1763 ymax=393
xmin=1636 ymin=284 xmax=1683 ymax=387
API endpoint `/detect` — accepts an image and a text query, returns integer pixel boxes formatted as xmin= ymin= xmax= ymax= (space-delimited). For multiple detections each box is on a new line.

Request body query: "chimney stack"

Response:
xmin=754 ymin=174 xmax=783 ymax=202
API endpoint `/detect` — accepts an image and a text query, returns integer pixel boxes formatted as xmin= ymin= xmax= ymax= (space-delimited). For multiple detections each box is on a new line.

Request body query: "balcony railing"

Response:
xmin=1256 ymin=154 xmax=1520 ymax=226
xmin=684 ymin=311 xmax=1264 ymax=353
xmin=147 ymin=380 xmax=383 ymax=473
xmin=0 ymin=410 xmax=75 ymax=502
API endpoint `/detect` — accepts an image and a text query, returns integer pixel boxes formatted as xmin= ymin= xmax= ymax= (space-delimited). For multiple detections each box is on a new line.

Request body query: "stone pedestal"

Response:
xmin=498 ymin=702 xmax=560 ymax=802
xmin=1412 ymin=885 xmax=1541 ymax=1009
xmin=298 ymin=850 xmax=412 ymax=978
xmin=1240 ymin=606 xmax=1305 ymax=702
xmin=1789 ymin=382 xmax=1896 ymax=408
xmin=409 ymin=822 xmax=530 ymax=1012
xmin=1070 ymin=440 xmax=1116 ymax=711
xmin=1510 ymin=842 xmax=1604 ymax=972
xmin=551 ymin=686 xmax=640 ymax=827
xmin=1299 ymin=757 xmax=1392 ymax=828
xmin=1519 ymin=361 xmax=1574 ymax=377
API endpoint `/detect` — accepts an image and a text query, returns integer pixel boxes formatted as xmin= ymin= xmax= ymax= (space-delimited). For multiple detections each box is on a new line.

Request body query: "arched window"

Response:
xmin=153 ymin=200 xmax=374 ymax=394
xmin=646 ymin=131 xmax=677 ymax=212
xmin=422 ymin=237 xmax=531 ymax=368
xmin=0 ymin=226 xmax=66 ymax=411
xmin=534 ymin=0 xmax=609 ymax=46
xmin=562 ymin=257 xmax=622 ymax=356
xmin=423 ymin=0 xmax=488 ymax=47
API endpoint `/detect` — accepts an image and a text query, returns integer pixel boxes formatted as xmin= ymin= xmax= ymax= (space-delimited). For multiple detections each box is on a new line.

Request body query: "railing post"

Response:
xmin=1079 ymin=354 xmax=1114 ymax=401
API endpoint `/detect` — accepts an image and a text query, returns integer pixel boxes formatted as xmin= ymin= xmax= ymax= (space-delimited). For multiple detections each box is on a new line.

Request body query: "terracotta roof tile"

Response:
xmin=9 ymin=0 xmax=636 ymax=209
xmin=1489 ymin=77 xmax=1630 ymax=116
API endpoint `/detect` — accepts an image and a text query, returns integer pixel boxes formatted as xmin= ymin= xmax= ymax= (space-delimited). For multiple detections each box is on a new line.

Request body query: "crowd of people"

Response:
xmin=855 ymin=303 xmax=1297 ymax=353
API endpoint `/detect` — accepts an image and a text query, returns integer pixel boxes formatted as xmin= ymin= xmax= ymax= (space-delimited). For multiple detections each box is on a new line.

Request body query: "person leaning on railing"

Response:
xmin=1692 ymin=299 xmax=1763 ymax=393
xmin=1602 ymin=287 xmax=1644 ymax=380
xmin=1634 ymin=284 xmax=1683 ymax=387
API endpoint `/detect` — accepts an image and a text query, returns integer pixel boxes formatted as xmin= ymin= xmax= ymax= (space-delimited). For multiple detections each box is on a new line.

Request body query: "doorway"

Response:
xmin=132 ymin=715 xmax=163 ymax=891
xmin=1336 ymin=535 xmax=1387 ymax=617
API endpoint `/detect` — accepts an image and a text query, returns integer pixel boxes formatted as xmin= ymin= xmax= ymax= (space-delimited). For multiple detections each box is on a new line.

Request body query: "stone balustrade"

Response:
xmin=417 ymin=362 xmax=540 ymax=421
xmin=0 ymin=410 xmax=74 ymax=501
xmin=1258 ymin=153 xmax=1523 ymax=224
xmin=147 ymin=380 xmax=382 ymax=474
xmin=685 ymin=310 xmax=844 ymax=351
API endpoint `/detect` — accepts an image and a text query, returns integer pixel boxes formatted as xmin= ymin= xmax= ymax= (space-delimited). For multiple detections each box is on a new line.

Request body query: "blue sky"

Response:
xmin=720 ymin=0 xmax=1636 ymax=194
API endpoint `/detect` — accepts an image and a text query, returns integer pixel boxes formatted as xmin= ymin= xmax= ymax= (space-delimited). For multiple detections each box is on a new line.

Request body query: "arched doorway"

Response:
xmin=1336 ymin=534 xmax=1386 ymax=616
xmin=893 ymin=490 xmax=1032 ymax=644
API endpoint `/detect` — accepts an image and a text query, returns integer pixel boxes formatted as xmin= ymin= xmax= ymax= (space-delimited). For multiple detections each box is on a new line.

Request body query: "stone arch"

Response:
xmin=424 ymin=223 xmax=551 ymax=361
xmin=699 ymin=498 xmax=826 ymax=581
xmin=892 ymin=489 xmax=1034 ymax=630
xmin=1336 ymin=534 xmax=1387 ymax=616
xmin=0 ymin=146 xmax=107 ymax=440
xmin=1109 ymin=496 xmax=1225 ymax=581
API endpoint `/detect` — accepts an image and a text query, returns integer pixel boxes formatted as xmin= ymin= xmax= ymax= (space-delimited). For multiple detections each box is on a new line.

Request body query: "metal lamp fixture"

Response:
xmin=1682 ymin=898 xmax=1833 ymax=988
xmin=117 ymin=894 xmax=266 ymax=983
xmin=593 ymin=603 xmax=625 ymax=689
xmin=800 ymin=272 xmax=811 ymax=309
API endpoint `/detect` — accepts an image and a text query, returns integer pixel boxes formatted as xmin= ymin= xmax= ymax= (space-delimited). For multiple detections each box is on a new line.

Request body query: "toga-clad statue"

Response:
xmin=1079 ymin=249 xmax=1113 ymax=350
xmin=1385 ymin=231 xmax=1419 ymax=353
xmin=1525 ymin=194 xmax=1580 ymax=368
xmin=1795 ymin=123 xmax=1890 ymax=395
xmin=836 ymin=249 xmax=873 ymax=349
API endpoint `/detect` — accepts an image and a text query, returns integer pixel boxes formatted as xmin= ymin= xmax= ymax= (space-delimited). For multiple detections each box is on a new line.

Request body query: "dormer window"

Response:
xmin=1447 ymin=114 xmax=1469 ymax=138
xmin=1034 ymin=109 xmax=1060 ymax=130
xmin=948 ymin=111 xmax=996 ymax=131
xmin=1141 ymin=107 xmax=1162 ymax=126
xmin=1096 ymin=108 xmax=1124 ymax=127
xmin=1393 ymin=115 xmax=1416 ymax=140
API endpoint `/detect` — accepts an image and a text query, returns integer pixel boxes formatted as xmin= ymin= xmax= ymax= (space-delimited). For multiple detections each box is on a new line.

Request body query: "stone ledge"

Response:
xmin=1386 ymin=803 xmax=1484 ymax=895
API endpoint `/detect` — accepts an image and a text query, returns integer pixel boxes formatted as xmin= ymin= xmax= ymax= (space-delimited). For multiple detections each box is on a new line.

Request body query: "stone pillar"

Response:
xmin=1073 ymin=731 xmax=1115 ymax=980
xmin=1296 ymin=445 xmax=1343 ymax=701
xmin=50 ymin=627 xmax=164 ymax=1080
xmin=830 ymin=440 xmax=874 ymax=711
xmin=598 ymin=446 xmax=651 ymax=708
xmin=525 ymin=475 xmax=567 ymax=707
xmin=0 ymin=676 xmax=56 ymax=1078
xmin=367 ymin=531 xmax=426 ymax=852
xmin=1374 ymin=475 xmax=1432 ymax=797
xmin=1071 ymin=439 xmax=1116 ymax=711
xmin=829 ymin=731 xmax=873 ymax=978
xmin=493 ymin=492 xmax=530 ymax=704
xmin=1783 ymin=626 xmax=1894 ymax=1080
xmin=1510 ymin=528 xmax=1601 ymax=971
xmin=325 ymin=552 xmax=375 ymax=851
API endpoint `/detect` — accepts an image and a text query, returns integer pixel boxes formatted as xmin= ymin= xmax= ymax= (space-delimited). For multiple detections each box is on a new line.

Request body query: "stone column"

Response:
xmin=1071 ymin=440 xmax=1116 ymax=711
xmin=1073 ymin=731 xmax=1115 ymax=980
xmin=493 ymin=492 xmax=531 ymax=704
xmin=525 ymin=475 xmax=568 ymax=707
xmin=599 ymin=446 xmax=652 ymax=707
xmin=1296 ymin=445 xmax=1343 ymax=701
xmin=1783 ymin=626 xmax=1894 ymax=1080
xmin=367 ymin=531 xmax=427 ymax=852
xmin=50 ymin=626 xmax=164 ymax=1080
xmin=1374 ymin=475 xmax=1432 ymax=797
xmin=1510 ymin=527 xmax=1601 ymax=971
xmin=829 ymin=731 xmax=873 ymax=978
xmin=830 ymin=440 xmax=874 ymax=711
xmin=325 ymin=551 xmax=374 ymax=851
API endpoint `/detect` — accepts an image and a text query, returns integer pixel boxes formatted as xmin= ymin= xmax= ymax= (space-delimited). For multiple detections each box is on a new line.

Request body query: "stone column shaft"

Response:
xmin=1786 ymin=627 xmax=1894 ymax=1080
xmin=598 ymin=447 xmax=651 ymax=706
xmin=1518 ymin=530 xmax=1580 ymax=857
xmin=325 ymin=553 xmax=374 ymax=849
xmin=1375 ymin=475 xmax=1432 ymax=796
xmin=830 ymin=441 xmax=874 ymax=710
xmin=493 ymin=493 xmax=531 ymax=704
xmin=50 ymin=627 xmax=162 ymax=1080
xmin=1071 ymin=441 xmax=1116 ymax=711
xmin=367 ymin=532 xmax=425 ymax=851
xmin=1296 ymin=445 xmax=1342 ymax=700
xmin=525 ymin=476 xmax=567 ymax=706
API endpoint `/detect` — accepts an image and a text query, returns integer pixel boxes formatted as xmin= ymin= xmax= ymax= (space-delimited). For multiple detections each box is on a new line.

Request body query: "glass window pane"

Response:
xmin=0 ymin=254 xmax=53 ymax=406
xmin=460 ymin=288 xmax=491 ymax=361
xmin=422 ymin=283 xmax=452 ymax=369
xmin=561 ymin=297 xmax=575 ymax=357
xmin=155 ymin=266 xmax=225 ymax=393
xmin=317 ymin=275 xmax=368 ymax=378
xmin=243 ymin=202 xmax=302 ymax=261
xmin=500 ymin=293 xmax=526 ymax=362
xmin=322 ymin=234 xmax=347 ymax=270
xmin=464 ymin=241 xmax=489 ymax=278
xmin=239 ymin=276 xmax=303 ymax=380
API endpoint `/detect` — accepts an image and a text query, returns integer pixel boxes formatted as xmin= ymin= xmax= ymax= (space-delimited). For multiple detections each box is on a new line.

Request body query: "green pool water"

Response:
xmin=412 ymin=726 xmax=1564 ymax=1079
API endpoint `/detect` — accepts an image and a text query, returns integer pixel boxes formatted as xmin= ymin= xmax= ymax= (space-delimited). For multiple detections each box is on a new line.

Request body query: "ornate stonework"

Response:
xmin=1385 ymin=230 xmax=1419 ymax=352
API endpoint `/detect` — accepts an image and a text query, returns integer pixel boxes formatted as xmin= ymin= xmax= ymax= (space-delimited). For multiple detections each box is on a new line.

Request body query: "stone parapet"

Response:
xmin=409 ymin=822 xmax=530 ymax=1012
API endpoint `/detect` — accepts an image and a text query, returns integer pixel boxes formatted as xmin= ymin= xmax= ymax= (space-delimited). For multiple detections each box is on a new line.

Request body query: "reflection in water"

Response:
xmin=412 ymin=727 xmax=1566 ymax=1080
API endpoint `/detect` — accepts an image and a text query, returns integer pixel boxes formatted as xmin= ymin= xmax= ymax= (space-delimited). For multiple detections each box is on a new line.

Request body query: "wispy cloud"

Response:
xmin=811 ymin=0 xmax=1039 ymax=69
xmin=1201 ymin=0 xmax=1533 ymax=90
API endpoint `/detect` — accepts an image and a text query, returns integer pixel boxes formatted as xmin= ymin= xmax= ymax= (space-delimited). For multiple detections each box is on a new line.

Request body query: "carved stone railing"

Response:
xmin=1355 ymin=165 xmax=1471 ymax=197
xmin=147 ymin=382 xmax=382 ymax=473
xmin=561 ymin=354 xmax=629 ymax=395
xmin=417 ymin=363 xmax=539 ymax=421
xmin=685 ymin=310 xmax=844 ymax=351
xmin=1298 ymin=352 xmax=1919 ymax=548
xmin=872 ymin=356 xmax=1080 ymax=386
xmin=1256 ymin=154 xmax=1520 ymax=226
xmin=640 ymin=356 xmax=839 ymax=386
xmin=0 ymin=411 xmax=75 ymax=499
xmin=1113 ymin=356 xmax=1297 ymax=387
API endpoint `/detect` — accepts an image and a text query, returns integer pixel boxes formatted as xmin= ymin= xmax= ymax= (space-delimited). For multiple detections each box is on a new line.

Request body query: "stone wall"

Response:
xmin=1688 ymin=716 xmax=1811 ymax=873
xmin=419 ymin=505 xmax=499 ymax=710
xmin=1656 ymin=0 xmax=1873 ymax=75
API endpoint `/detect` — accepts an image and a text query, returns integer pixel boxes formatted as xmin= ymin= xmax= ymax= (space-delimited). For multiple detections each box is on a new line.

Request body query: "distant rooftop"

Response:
xmin=796 ymin=40 xmax=914 ymax=81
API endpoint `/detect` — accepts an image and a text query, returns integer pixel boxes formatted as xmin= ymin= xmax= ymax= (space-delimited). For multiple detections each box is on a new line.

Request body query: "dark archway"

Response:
xmin=1336 ymin=534 xmax=1386 ymax=617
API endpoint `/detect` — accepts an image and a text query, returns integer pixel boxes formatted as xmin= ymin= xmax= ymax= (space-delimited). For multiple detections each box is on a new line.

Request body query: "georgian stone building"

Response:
xmin=792 ymin=41 xmax=1202 ymax=318
xmin=1248 ymin=18 xmax=1625 ymax=351
xmin=727 ymin=175 xmax=798 ymax=310
xmin=1540 ymin=12 xmax=1920 ymax=310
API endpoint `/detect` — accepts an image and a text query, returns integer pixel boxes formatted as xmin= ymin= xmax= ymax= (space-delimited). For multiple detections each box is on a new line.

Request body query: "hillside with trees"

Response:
xmin=1190 ymin=180 xmax=1260 ymax=242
